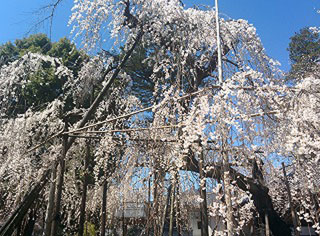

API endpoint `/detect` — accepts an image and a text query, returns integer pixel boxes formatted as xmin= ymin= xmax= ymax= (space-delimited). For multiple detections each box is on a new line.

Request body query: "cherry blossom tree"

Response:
xmin=68 ymin=0 xmax=290 ymax=235
xmin=0 ymin=1 xmax=319 ymax=236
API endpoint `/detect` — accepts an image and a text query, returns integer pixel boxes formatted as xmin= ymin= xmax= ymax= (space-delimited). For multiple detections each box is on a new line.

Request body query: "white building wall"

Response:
xmin=188 ymin=211 xmax=225 ymax=236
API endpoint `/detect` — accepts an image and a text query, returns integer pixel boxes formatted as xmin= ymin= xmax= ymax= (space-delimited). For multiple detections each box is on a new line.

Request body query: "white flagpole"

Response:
xmin=215 ymin=0 xmax=223 ymax=85
xmin=215 ymin=1 xmax=234 ymax=236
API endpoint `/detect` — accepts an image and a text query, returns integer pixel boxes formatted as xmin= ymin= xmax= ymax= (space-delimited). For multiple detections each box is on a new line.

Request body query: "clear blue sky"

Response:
xmin=0 ymin=0 xmax=319 ymax=72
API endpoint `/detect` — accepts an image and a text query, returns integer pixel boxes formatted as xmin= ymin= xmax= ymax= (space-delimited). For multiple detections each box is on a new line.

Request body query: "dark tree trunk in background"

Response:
xmin=78 ymin=141 xmax=90 ymax=236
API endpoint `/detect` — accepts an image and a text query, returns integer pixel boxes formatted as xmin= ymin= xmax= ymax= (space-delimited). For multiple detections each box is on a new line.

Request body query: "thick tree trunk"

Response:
xmin=249 ymin=181 xmax=291 ymax=236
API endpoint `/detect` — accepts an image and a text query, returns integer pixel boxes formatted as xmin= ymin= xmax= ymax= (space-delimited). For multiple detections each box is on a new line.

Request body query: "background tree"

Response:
xmin=287 ymin=27 xmax=320 ymax=83
xmin=0 ymin=34 xmax=87 ymax=115
xmin=0 ymin=42 xmax=19 ymax=67
xmin=122 ymin=44 xmax=155 ymax=106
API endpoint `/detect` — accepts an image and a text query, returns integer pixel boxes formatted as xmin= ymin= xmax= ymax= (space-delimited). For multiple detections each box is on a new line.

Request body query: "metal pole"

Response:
xmin=215 ymin=2 xmax=235 ymax=235
xmin=215 ymin=0 xmax=223 ymax=85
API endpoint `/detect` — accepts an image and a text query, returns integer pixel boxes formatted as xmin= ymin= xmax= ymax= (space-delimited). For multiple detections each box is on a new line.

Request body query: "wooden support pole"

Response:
xmin=78 ymin=141 xmax=90 ymax=236
xmin=50 ymin=127 xmax=67 ymax=236
xmin=144 ymin=177 xmax=151 ymax=236
xmin=169 ymin=180 xmax=176 ymax=236
xmin=160 ymin=185 xmax=172 ymax=236
xmin=175 ymin=183 xmax=181 ymax=236
xmin=282 ymin=162 xmax=299 ymax=236
xmin=122 ymin=197 xmax=127 ymax=236
xmin=265 ymin=212 xmax=270 ymax=236
xmin=199 ymin=152 xmax=209 ymax=236
xmin=100 ymin=180 xmax=108 ymax=236
xmin=43 ymin=163 xmax=57 ymax=236
xmin=153 ymin=171 xmax=159 ymax=235
xmin=16 ymin=221 xmax=21 ymax=236
xmin=214 ymin=0 xmax=235 ymax=231
xmin=223 ymin=151 xmax=234 ymax=236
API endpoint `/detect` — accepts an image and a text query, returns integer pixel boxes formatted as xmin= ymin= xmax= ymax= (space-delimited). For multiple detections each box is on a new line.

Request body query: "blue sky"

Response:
xmin=0 ymin=0 xmax=319 ymax=72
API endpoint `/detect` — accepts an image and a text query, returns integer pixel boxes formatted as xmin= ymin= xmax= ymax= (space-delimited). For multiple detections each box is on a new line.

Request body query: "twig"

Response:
xmin=27 ymin=0 xmax=64 ymax=39
xmin=25 ymin=129 xmax=64 ymax=154
xmin=65 ymin=86 xmax=216 ymax=134
xmin=67 ymin=109 xmax=279 ymax=136
xmin=73 ymin=124 xmax=182 ymax=134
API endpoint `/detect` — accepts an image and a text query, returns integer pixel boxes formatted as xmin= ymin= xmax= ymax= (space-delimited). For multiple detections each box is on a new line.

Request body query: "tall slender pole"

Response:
xmin=78 ymin=141 xmax=90 ymax=236
xmin=215 ymin=0 xmax=223 ymax=85
xmin=223 ymin=150 xmax=234 ymax=236
xmin=265 ymin=212 xmax=270 ymax=236
xmin=215 ymin=1 xmax=234 ymax=235
xmin=100 ymin=180 xmax=108 ymax=236
xmin=160 ymin=185 xmax=172 ymax=236
xmin=43 ymin=163 xmax=57 ymax=236
xmin=50 ymin=128 xmax=67 ymax=236
xmin=168 ymin=185 xmax=175 ymax=236
xmin=199 ymin=151 xmax=209 ymax=236
xmin=282 ymin=163 xmax=299 ymax=236
xmin=146 ymin=178 xmax=151 ymax=236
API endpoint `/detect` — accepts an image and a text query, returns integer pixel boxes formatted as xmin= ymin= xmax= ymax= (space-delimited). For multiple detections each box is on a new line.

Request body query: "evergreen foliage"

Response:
xmin=288 ymin=27 xmax=320 ymax=82
xmin=0 ymin=34 xmax=86 ymax=115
